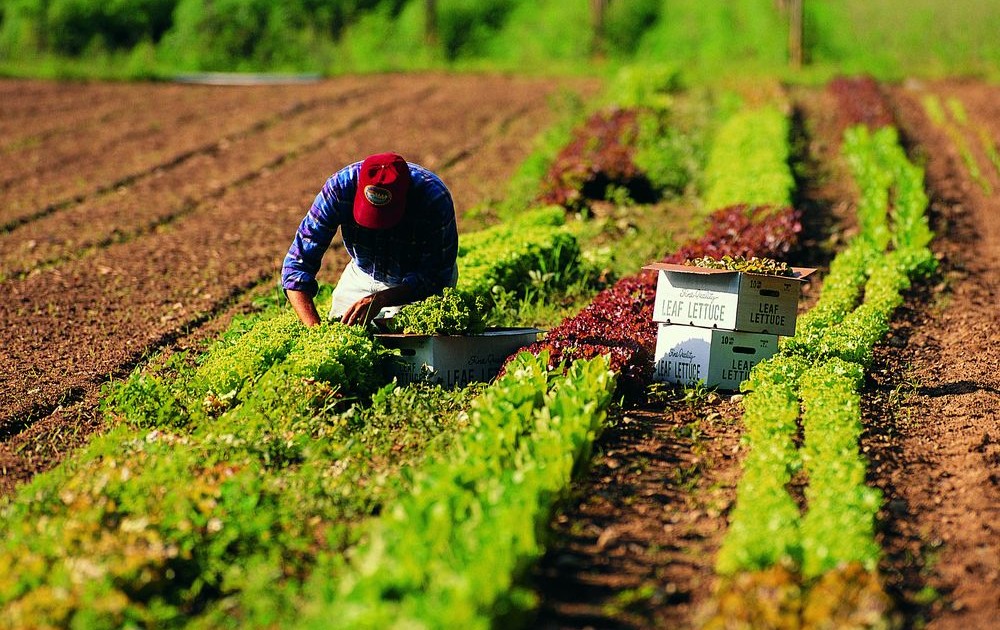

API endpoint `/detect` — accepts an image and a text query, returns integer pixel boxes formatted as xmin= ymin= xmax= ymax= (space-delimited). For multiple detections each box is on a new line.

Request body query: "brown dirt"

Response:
xmin=865 ymin=80 xmax=1000 ymax=630
xmin=531 ymin=396 xmax=746 ymax=630
xmin=0 ymin=73 xmax=601 ymax=495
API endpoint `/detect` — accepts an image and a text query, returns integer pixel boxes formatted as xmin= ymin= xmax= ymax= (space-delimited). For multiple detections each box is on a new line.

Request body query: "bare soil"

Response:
xmin=866 ymin=80 xmax=1000 ymax=630
xmin=0 ymin=73 xmax=601 ymax=494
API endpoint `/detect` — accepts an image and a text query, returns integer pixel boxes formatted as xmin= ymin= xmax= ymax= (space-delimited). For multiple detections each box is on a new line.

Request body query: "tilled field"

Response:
xmin=0 ymin=73 xmax=600 ymax=491
xmin=1 ymin=75 xmax=997 ymax=630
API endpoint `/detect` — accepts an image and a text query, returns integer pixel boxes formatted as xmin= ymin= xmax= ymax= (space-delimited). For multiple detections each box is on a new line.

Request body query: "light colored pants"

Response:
xmin=328 ymin=261 xmax=458 ymax=320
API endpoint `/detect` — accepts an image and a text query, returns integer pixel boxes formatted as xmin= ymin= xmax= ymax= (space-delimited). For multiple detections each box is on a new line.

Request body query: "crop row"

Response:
xmin=705 ymin=120 xmax=935 ymax=627
xmin=0 ymin=190 xmax=610 ymax=627
xmin=785 ymin=124 xmax=934 ymax=363
xmin=533 ymin=82 xmax=795 ymax=222
xmin=522 ymin=104 xmax=800 ymax=399
xmin=522 ymin=67 xmax=708 ymax=221
xmin=701 ymin=105 xmax=794 ymax=210
xmin=1 ymin=323 xmax=394 ymax=627
xmin=827 ymin=75 xmax=895 ymax=134
xmin=303 ymin=352 xmax=615 ymax=628
xmin=921 ymin=93 xmax=999 ymax=195
xmin=102 ymin=203 xmax=590 ymax=422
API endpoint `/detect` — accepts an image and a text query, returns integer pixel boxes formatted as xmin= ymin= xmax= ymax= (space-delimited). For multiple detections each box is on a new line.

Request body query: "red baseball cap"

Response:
xmin=354 ymin=152 xmax=411 ymax=229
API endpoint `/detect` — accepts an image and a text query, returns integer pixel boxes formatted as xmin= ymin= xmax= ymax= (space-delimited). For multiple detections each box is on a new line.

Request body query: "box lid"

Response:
xmin=374 ymin=326 xmax=543 ymax=341
xmin=643 ymin=262 xmax=816 ymax=281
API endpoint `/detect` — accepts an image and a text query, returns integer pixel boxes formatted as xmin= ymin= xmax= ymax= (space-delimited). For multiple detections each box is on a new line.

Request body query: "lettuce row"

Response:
xmin=783 ymin=125 xmax=935 ymax=365
xmin=103 ymin=205 xmax=585 ymax=424
xmin=922 ymin=94 xmax=994 ymax=195
xmin=457 ymin=206 xmax=585 ymax=299
xmin=0 ymin=323 xmax=389 ymax=628
xmin=302 ymin=353 xmax=617 ymax=629
xmin=799 ymin=359 xmax=881 ymax=578
xmin=717 ymin=123 xmax=934 ymax=586
xmin=715 ymin=357 xmax=805 ymax=574
xmin=102 ymin=310 xmax=306 ymax=428
xmin=1 ymin=203 xmax=604 ymax=627
xmin=702 ymin=106 xmax=795 ymax=211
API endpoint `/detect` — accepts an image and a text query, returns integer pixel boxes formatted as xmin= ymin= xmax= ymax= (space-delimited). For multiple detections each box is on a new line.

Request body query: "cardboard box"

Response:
xmin=375 ymin=327 xmax=541 ymax=388
xmin=644 ymin=262 xmax=815 ymax=336
xmin=653 ymin=324 xmax=779 ymax=390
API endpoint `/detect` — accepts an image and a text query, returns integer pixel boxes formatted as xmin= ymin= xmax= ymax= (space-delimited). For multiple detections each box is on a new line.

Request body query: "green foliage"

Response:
xmin=782 ymin=242 xmax=875 ymax=355
xmin=3 ymin=0 xmax=1000 ymax=78
xmin=633 ymin=106 xmax=706 ymax=197
xmin=684 ymin=254 xmax=794 ymax=276
xmin=192 ymin=310 xmax=304 ymax=403
xmin=326 ymin=1 xmax=434 ymax=73
xmin=599 ymin=65 xmax=711 ymax=201
xmin=806 ymin=0 xmax=1000 ymax=79
xmin=0 ymin=0 xmax=176 ymax=57
xmin=784 ymin=124 xmax=936 ymax=363
xmin=46 ymin=0 xmax=176 ymax=55
xmin=842 ymin=124 xmax=933 ymax=253
xmin=702 ymin=106 xmax=794 ymax=211
xmin=718 ymin=120 xmax=934 ymax=587
xmin=632 ymin=0 xmax=787 ymax=73
xmin=0 ymin=321 xmax=438 ymax=627
xmin=161 ymin=0 xmax=315 ymax=71
xmin=807 ymin=254 xmax=908 ymax=367
xmin=102 ymin=311 xmax=311 ymax=429
xmin=716 ymin=375 xmax=803 ymax=574
xmin=0 ymin=447 xmax=282 ymax=628
xmin=458 ymin=207 xmax=589 ymax=301
xmin=601 ymin=0 xmax=661 ymax=58
xmin=922 ymin=93 xmax=994 ymax=195
xmin=436 ymin=0 xmax=516 ymax=61
xmin=475 ymin=1 xmax=592 ymax=68
xmin=609 ymin=64 xmax=684 ymax=113
xmin=100 ymin=354 xmax=202 ymax=430
xmin=383 ymin=287 xmax=488 ymax=335
xmin=798 ymin=360 xmax=882 ymax=578
xmin=302 ymin=353 xmax=617 ymax=628
xmin=231 ymin=322 xmax=384 ymax=425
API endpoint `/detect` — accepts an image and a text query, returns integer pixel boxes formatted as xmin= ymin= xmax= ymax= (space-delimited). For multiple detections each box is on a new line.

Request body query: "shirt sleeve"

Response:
xmin=281 ymin=169 xmax=354 ymax=297
xmin=399 ymin=178 xmax=459 ymax=298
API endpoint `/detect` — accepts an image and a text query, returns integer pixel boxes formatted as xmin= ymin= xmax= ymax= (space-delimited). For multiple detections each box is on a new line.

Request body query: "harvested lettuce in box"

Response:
xmin=382 ymin=288 xmax=489 ymax=335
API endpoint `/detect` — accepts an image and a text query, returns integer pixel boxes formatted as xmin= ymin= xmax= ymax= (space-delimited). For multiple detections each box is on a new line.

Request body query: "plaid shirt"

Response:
xmin=282 ymin=160 xmax=458 ymax=299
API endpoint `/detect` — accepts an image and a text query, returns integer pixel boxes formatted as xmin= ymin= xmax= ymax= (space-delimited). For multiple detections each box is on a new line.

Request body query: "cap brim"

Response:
xmin=354 ymin=199 xmax=405 ymax=229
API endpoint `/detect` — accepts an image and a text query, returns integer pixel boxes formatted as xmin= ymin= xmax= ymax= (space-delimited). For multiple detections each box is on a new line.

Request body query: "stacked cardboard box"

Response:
xmin=643 ymin=262 xmax=815 ymax=390
xmin=375 ymin=327 xmax=541 ymax=388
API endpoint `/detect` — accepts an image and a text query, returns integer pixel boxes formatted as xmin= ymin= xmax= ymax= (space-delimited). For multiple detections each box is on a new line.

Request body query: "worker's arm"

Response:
xmin=341 ymin=283 xmax=420 ymax=326
xmin=282 ymin=166 xmax=357 ymax=326
xmin=286 ymin=289 xmax=323 ymax=327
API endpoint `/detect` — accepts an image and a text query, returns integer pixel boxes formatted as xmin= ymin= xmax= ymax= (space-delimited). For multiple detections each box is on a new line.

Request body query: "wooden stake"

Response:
xmin=425 ymin=0 xmax=438 ymax=46
xmin=789 ymin=0 xmax=804 ymax=68
xmin=591 ymin=0 xmax=610 ymax=56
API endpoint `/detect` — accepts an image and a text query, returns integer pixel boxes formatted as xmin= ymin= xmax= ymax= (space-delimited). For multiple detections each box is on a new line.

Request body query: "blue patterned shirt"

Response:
xmin=282 ymin=160 xmax=458 ymax=299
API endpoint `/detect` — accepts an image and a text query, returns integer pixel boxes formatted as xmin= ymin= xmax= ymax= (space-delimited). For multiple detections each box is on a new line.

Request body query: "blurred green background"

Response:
xmin=0 ymin=0 xmax=997 ymax=81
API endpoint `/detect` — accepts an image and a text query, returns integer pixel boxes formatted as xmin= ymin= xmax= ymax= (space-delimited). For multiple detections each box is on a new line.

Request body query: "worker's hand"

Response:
xmin=341 ymin=293 xmax=384 ymax=327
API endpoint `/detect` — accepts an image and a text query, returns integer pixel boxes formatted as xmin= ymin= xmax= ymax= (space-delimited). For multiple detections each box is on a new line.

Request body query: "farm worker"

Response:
xmin=281 ymin=152 xmax=458 ymax=327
